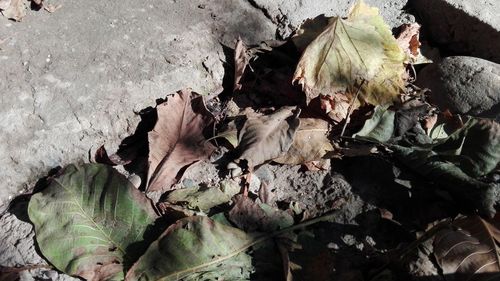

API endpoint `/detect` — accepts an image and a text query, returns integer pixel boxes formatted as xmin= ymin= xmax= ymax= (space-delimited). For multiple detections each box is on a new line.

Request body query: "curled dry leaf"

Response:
xmin=44 ymin=3 xmax=62 ymax=13
xmin=234 ymin=38 xmax=249 ymax=91
xmin=396 ymin=23 xmax=432 ymax=65
xmin=433 ymin=215 xmax=500 ymax=281
xmin=293 ymin=1 xmax=406 ymax=120
xmin=229 ymin=106 xmax=300 ymax=171
xmin=28 ymin=164 xmax=158 ymax=281
xmin=147 ymin=89 xmax=215 ymax=196
xmin=274 ymin=118 xmax=336 ymax=165
xmin=1 ymin=0 xmax=26 ymax=21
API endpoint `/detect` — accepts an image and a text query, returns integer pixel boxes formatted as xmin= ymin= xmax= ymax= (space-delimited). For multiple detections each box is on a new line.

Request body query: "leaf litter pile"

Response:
xmin=7 ymin=1 xmax=500 ymax=281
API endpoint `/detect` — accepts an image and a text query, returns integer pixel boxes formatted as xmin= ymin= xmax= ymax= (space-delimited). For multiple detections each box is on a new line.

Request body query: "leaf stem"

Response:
xmin=341 ymin=79 xmax=365 ymax=137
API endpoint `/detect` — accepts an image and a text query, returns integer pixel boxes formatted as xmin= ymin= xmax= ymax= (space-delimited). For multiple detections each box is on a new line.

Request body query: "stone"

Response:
xmin=248 ymin=0 xmax=414 ymax=39
xmin=417 ymin=56 xmax=500 ymax=119
xmin=0 ymin=0 xmax=277 ymax=214
xmin=411 ymin=0 xmax=500 ymax=63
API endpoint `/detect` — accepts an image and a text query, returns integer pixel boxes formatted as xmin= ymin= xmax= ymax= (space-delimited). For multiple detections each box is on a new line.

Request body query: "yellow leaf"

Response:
xmin=293 ymin=1 xmax=407 ymax=120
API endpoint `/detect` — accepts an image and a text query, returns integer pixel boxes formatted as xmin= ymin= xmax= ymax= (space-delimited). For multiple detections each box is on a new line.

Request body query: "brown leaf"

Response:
xmin=231 ymin=106 xmax=300 ymax=169
xmin=234 ymin=38 xmax=249 ymax=91
xmin=44 ymin=3 xmax=61 ymax=13
xmin=274 ymin=118 xmax=336 ymax=165
xmin=1 ymin=0 xmax=26 ymax=21
xmin=433 ymin=215 xmax=500 ymax=281
xmin=94 ymin=145 xmax=131 ymax=166
xmin=396 ymin=23 xmax=431 ymax=64
xmin=147 ymin=89 xmax=215 ymax=195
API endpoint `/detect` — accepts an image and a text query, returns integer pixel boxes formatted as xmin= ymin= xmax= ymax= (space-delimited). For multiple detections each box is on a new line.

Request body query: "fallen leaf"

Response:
xmin=228 ymin=195 xmax=294 ymax=232
xmin=44 ymin=3 xmax=62 ymax=13
xmin=1 ymin=0 xmax=26 ymax=21
xmin=396 ymin=23 xmax=432 ymax=65
xmin=94 ymin=145 xmax=131 ymax=166
xmin=125 ymin=216 xmax=256 ymax=281
xmin=163 ymin=180 xmax=240 ymax=213
xmin=229 ymin=106 xmax=300 ymax=171
xmin=353 ymin=106 xmax=396 ymax=143
xmin=147 ymin=89 xmax=215 ymax=196
xmin=234 ymin=38 xmax=249 ymax=91
xmin=293 ymin=1 xmax=406 ymax=120
xmin=28 ymin=164 xmax=158 ymax=281
xmin=292 ymin=14 xmax=334 ymax=53
xmin=433 ymin=215 xmax=500 ymax=280
xmin=274 ymin=118 xmax=336 ymax=165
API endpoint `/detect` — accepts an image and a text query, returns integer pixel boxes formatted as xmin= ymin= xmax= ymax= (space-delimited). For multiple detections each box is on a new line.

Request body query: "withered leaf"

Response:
xmin=1 ymin=0 xmax=26 ymax=21
xmin=230 ymin=106 xmax=300 ymax=170
xmin=293 ymin=1 xmax=406 ymax=120
xmin=234 ymin=38 xmax=249 ymax=91
xmin=433 ymin=215 xmax=500 ymax=281
xmin=274 ymin=118 xmax=336 ymax=165
xmin=147 ymin=89 xmax=215 ymax=196
xmin=396 ymin=23 xmax=432 ymax=65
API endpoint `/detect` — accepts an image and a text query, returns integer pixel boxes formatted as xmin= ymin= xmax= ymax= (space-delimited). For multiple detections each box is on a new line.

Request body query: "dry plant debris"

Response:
xmin=10 ymin=1 xmax=499 ymax=280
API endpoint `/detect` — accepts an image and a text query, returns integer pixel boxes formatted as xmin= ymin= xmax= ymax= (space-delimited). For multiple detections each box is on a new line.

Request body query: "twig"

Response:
xmin=340 ymin=79 xmax=365 ymax=137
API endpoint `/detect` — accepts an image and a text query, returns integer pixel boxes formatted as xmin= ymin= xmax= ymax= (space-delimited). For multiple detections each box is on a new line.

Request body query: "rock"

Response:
xmin=0 ymin=0 xmax=277 ymax=214
xmin=417 ymin=56 xmax=500 ymax=119
xmin=411 ymin=0 xmax=500 ymax=63
xmin=248 ymin=0 xmax=414 ymax=39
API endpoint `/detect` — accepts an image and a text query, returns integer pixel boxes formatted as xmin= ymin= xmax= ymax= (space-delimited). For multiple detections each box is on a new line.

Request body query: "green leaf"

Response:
xmin=165 ymin=180 xmax=240 ymax=213
xmin=126 ymin=216 xmax=256 ymax=281
xmin=293 ymin=0 xmax=406 ymax=119
xmin=353 ymin=106 xmax=395 ymax=142
xmin=28 ymin=164 xmax=158 ymax=281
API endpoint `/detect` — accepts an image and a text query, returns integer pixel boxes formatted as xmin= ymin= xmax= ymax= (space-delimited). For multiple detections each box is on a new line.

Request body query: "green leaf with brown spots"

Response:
xmin=28 ymin=163 xmax=158 ymax=281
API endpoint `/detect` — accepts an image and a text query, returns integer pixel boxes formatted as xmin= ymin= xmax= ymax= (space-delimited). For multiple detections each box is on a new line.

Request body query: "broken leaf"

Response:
xmin=28 ymin=164 xmax=158 ymax=281
xmin=1 ymin=0 xmax=26 ymax=21
xmin=433 ymin=215 xmax=500 ymax=280
xmin=274 ymin=118 xmax=336 ymax=165
xmin=230 ymin=106 xmax=300 ymax=170
xmin=229 ymin=195 xmax=294 ymax=232
xmin=293 ymin=1 xmax=406 ymax=120
xmin=147 ymin=89 xmax=215 ymax=196
xmin=44 ymin=3 xmax=61 ymax=13
xmin=125 ymin=216 xmax=256 ymax=281
xmin=396 ymin=23 xmax=432 ymax=65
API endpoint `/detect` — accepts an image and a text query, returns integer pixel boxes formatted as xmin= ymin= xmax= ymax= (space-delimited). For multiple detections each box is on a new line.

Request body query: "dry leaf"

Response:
xmin=396 ymin=23 xmax=432 ymax=65
xmin=1 ymin=0 xmax=26 ymax=21
xmin=44 ymin=3 xmax=61 ymax=13
xmin=293 ymin=1 xmax=406 ymax=120
xmin=274 ymin=118 xmax=336 ymax=165
xmin=147 ymin=89 xmax=215 ymax=195
xmin=292 ymin=14 xmax=334 ymax=53
xmin=234 ymin=38 xmax=249 ymax=91
xmin=230 ymin=106 xmax=300 ymax=170
xmin=433 ymin=215 xmax=500 ymax=280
